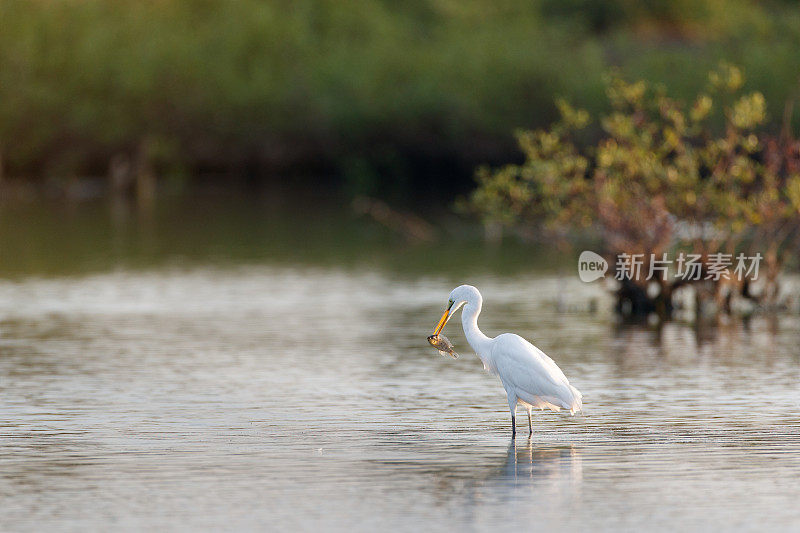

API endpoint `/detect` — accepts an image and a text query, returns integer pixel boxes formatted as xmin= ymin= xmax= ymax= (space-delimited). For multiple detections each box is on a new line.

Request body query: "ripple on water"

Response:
xmin=1 ymin=268 xmax=799 ymax=531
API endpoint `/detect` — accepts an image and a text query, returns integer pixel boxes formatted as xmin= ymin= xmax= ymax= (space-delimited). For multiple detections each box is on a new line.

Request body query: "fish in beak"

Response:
xmin=427 ymin=334 xmax=458 ymax=358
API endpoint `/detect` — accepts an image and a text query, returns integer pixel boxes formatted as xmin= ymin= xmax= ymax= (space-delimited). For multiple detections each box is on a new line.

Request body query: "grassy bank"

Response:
xmin=1 ymin=0 xmax=799 ymax=201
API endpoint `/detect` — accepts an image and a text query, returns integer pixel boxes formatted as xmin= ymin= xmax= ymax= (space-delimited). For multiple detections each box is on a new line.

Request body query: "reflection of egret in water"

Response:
xmin=396 ymin=437 xmax=583 ymax=512
xmin=501 ymin=438 xmax=582 ymax=488
xmin=426 ymin=438 xmax=583 ymax=527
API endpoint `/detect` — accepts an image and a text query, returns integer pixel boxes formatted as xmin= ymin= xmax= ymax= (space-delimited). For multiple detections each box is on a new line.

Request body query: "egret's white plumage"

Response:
xmin=433 ymin=285 xmax=582 ymax=435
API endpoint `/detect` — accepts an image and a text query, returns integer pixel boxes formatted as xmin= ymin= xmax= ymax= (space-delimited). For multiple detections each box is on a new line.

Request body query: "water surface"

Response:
xmin=1 ymin=198 xmax=799 ymax=531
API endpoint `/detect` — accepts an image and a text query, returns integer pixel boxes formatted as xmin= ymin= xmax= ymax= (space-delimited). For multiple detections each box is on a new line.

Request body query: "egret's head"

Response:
xmin=432 ymin=285 xmax=481 ymax=335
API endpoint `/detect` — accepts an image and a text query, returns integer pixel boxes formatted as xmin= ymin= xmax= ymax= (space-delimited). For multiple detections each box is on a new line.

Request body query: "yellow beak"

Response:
xmin=433 ymin=308 xmax=450 ymax=335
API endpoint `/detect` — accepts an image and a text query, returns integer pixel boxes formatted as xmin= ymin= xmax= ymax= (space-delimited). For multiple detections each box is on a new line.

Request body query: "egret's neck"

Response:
xmin=461 ymin=301 xmax=492 ymax=356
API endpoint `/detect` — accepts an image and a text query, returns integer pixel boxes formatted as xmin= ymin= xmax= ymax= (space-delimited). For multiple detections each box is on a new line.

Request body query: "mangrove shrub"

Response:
xmin=470 ymin=64 xmax=800 ymax=321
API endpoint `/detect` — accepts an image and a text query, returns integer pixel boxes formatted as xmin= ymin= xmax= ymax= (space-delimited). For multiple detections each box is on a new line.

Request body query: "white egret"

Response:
xmin=432 ymin=285 xmax=582 ymax=436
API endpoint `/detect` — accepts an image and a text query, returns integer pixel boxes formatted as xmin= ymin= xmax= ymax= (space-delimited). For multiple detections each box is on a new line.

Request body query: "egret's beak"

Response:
xmin=433 ymin=303 xmax=453 ymax=335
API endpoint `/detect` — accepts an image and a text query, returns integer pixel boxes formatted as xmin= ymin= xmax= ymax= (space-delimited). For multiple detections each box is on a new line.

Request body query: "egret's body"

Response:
xmin=433 ymin=285 xmax=582 ymax=436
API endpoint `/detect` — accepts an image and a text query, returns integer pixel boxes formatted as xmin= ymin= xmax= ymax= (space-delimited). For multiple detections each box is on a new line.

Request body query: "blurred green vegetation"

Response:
xmin=1 ymin=0 xmax=799 ymax=201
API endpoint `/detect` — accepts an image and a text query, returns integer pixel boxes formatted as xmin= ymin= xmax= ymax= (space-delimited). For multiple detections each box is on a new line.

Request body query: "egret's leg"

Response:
xmin=527 ymin=407 xmax=533 ymax=435
xmin=507 ymin=394 xmax=518 ymax=437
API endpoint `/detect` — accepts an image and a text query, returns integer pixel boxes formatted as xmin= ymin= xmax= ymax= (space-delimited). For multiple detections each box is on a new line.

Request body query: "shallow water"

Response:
xmin=1 ymin=199 xmax=800 ymax=531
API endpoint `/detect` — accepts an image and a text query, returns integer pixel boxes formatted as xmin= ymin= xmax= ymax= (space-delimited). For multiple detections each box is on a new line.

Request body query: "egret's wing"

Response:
xmin=492 ymin=333 xmax=582 ymax=414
